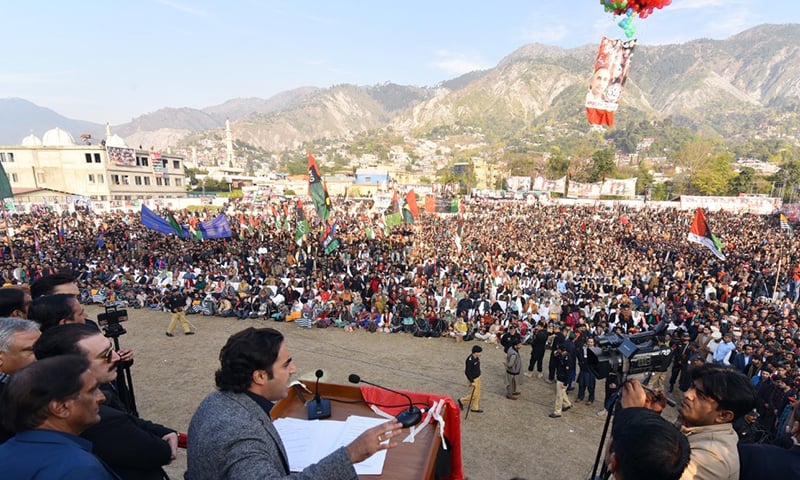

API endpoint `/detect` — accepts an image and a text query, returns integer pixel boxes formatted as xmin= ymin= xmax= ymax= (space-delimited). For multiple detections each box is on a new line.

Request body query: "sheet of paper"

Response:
xmin=334 ymin=416 xmax=391 ymax=475
xmin=273 ymin=417 xmax=342 ymax=472
xmin=273 ymin=415 xmax=390 ymax=475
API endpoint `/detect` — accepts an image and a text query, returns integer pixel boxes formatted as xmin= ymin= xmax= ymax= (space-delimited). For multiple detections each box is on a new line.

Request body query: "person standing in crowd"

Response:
xmin=550 ymin=343 xmax=573 ymax=418
xmin=166 ymin=287 xmax=193 ymax=337
xmin=0 ymin=317 xmax=41 ymax=443
xmin=604 ymin=407 xmax=691 ymax=480
xmin=738 ymin=400 xmax=800 ymax=478
xmin=524 ymin=321 xmax=548 ymax=379
xmin=35 ymin=324 xmax=177 ymax=480
xmin=576 ymin=336 xmax=596 ymax=405
xmin=0 ymin=355 xmax=117 ymax=479
xmin=28 ymin=293 xmax=88 ymax=332
xmin=458 ymin=345 xmax=483 ymax=413
xmin=0 ymin=287 xmax=32 ymax=318
xmin=505 ymin=339 xmax=522 ymax=400
xmin=185 ymin=327 xmax=401 ymax=479
xmin=622 ymin=364 xmax=756 ymax=480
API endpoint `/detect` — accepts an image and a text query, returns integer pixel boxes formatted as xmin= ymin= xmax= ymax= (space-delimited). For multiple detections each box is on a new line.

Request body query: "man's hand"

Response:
xmin=117 ymin=348 xmax=134 ymax=362
xmin=345 ymin=420 xmax=403 ymax=464
xmin=620 ymin=379 xmax=648 ymax=409
xmin=162 ymin=432 xmax=178 ymax=462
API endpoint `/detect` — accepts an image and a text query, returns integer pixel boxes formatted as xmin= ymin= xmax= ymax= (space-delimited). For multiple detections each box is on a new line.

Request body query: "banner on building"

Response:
xmin=532 ymin=176 xmax=567 ymax=195
xmin=107 ymin=146 xmax=135 ymax=166
xmin=151 ymin=151 xmax=166 ymax=177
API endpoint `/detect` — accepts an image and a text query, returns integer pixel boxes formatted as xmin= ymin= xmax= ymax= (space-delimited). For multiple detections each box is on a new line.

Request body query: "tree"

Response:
xmin=588 ymin=149 xmax=615 ymax=183
xmin=727 ymin=167 xmax=756 ymax=195
xmin=546 ymin=148 xmax=570 ymax=178
xmin=692 ymin=153 xmax=735 ymax=195
xmin=673 ymin=139 xmax=714 ymax=194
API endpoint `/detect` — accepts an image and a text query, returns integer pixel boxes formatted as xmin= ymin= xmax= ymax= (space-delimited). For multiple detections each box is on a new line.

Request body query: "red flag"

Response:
xmin=405 ymin=190 xmax=419 ymax=218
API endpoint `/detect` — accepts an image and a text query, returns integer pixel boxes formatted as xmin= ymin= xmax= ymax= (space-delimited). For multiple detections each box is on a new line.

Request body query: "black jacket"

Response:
xmin=465 ymin=354 xmax=481 ymax=382
xmin=82 ymin=405 xmax=174 ymax=480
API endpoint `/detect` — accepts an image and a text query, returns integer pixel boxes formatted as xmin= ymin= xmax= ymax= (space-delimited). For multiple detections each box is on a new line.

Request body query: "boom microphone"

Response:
xmin=307 ymin=369 xmax=331 ymax=420
xmin=348 ymin=374 xmax=421 ymax=428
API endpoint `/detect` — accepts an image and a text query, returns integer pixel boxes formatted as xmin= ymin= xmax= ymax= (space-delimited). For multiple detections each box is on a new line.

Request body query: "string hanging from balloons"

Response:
xmin=601 ymin=0 xmax=672 ymax=38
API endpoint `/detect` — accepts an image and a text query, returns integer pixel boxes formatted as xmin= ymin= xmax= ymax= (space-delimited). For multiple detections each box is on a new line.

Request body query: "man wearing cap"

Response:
xmin=166 ymin=287 xmax=193 ymax=337
xmin=549 ymin=343 xmax=573 ymax=418
xmin=505 ymin=339 xmax=522 ymax=400
xmin=458 ymin=345 xmax=483 ymax=413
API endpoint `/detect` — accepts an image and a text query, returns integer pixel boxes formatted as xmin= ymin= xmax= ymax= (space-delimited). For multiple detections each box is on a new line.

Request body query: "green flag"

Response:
xmin=294 ymin=200 xmax=310 ymax=242
xmin=0 ymin=162 xmax=13 ymax=199
xmin=166 ymin=211 xmax=186 ymax=238
xmin=308 ymin=152 xmax=332 ymax=221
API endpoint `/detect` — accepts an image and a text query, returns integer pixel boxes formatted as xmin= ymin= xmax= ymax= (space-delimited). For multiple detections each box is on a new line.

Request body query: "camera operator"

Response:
xmin=621 ymin=364 xmax=756 ymax=480
xmin=30 ymin=273 xmax=134 ymax=363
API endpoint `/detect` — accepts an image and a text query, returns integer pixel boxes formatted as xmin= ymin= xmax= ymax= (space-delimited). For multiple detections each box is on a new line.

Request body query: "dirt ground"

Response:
xmin=93 ymin=305 xmax=637 ymax=480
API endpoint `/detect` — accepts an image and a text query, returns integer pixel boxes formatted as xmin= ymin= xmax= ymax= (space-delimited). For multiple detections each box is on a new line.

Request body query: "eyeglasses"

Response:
xmin=99 ymin=342 xmax=115 ymax=363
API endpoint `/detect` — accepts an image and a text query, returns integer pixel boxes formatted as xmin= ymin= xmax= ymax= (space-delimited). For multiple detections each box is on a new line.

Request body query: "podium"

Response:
xmin=271 ymin=380 xmax=443 ymax=480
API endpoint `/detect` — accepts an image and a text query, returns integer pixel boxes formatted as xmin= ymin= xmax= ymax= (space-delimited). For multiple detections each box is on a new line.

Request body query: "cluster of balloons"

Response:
xmin=601 ymin=0 xmax=672 ymax=38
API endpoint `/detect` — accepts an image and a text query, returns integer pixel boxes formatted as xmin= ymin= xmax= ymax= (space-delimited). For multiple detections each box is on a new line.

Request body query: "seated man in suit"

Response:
xmin=186 ymin=327 xmax=402 ymax=480
xmin=0 ymin=354 xmax=117 ymax=479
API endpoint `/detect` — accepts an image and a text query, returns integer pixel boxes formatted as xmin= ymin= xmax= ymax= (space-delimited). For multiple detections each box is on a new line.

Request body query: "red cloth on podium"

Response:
xmin=360 ymin=385 xmax=464 ymax=480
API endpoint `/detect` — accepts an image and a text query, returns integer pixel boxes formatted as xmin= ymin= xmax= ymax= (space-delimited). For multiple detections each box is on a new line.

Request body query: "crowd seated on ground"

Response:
xmin=1 ymin=198 xmax=799 ymax=444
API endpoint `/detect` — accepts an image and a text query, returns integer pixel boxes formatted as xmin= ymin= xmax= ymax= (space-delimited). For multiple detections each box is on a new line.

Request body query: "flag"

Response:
xmin=141 ymin=205 xmax=187 ymax=238
xmin=365 ymin=226 xmax=375 ymax=240
xmin=454 ymin=215 xmax=464 ymax=253
xmin=780 ymin=213 xmax=793 ymax=232
xmin=320 ymin=220 xmax=340 ymax=254
xmin=166 ymin=211 xmax=186 ymax=239
xmin=0 ymin=162 xmax=13 ymax=199
xmin=450 ymin=197 xmax=461 ymax=213
xmin=57 ymin=220 xmax=65 ymax=244
xmin=687 ymin=208 xmax=726 ymax=260
xmin=197 ymin=215 xmax=232 ymax=239
xmin=295 ymin=200 xmax=310 ymax=242
xmin=33 ymin=231 xmax=40 ymax=250
xmin=385 ymin=191 xmax=403 ymax=228
xmin=308 ymin=152 xmax=332 ymax=221
xmin=402 ymin=189 xmax=419 ymax=224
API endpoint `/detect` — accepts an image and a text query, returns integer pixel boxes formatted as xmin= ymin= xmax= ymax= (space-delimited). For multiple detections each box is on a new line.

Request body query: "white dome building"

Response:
xmin=21 ymin=133 xmax=42 ymax=146
xmin=42 ymin=127 xmax=76 ymax=146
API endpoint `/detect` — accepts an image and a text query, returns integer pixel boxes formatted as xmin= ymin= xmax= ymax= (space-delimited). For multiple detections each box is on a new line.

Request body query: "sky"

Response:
xmin=4 ymin=0 xmax=799 ymax=125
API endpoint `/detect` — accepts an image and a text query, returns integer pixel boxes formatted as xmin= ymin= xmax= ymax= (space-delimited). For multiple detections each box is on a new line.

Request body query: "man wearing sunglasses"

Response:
xmin=34 ymin=324 xmax=177 ymax=480
xmin=622 ymin=364 xmax=756 ymax=480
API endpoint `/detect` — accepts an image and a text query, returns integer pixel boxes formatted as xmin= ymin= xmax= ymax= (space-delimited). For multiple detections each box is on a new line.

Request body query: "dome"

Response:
xmin=42 ymin=127 xmax=76 ymax=146
xmin=21 ymin=133 xmax=42 ymax=146
xmin=105 ymin=133 xmax=128 ymax=148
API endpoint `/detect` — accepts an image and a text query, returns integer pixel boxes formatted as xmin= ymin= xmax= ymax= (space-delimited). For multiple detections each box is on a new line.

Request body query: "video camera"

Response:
xmin=97 ymin=304 xmax=129 ymax=338
xmin=587 ymin=322 xmax=673 ymax=380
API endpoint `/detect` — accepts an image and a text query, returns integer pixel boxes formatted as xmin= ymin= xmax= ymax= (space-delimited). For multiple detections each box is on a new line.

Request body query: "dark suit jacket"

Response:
xmin=738 ymin=443 xmax=800 ymax=479
xmin=82 ymin=405 xmax=172 ymax=480
xmin=186 ymin=390 xmax=357 ymax=480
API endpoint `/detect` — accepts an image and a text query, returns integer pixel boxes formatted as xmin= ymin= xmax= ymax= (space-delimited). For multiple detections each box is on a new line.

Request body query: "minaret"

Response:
xmin=105 ymin=122 xmax=112 ymax=138
xmin=225 ymin=118 xmax=234 ymax=167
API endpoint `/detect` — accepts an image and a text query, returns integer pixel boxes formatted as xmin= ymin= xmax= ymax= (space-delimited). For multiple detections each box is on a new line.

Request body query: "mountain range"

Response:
xmin=2 ymin=24 xmax=799 ymax=152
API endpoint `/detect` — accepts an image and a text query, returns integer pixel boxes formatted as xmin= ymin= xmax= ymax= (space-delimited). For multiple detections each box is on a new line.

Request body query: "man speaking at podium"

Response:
xmin=186 ymin=327 xmax=402 ymax=479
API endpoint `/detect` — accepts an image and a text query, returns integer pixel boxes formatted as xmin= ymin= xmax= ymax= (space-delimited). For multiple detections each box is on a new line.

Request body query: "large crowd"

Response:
xmin=2 ymin=197 xmax=800 ymax=456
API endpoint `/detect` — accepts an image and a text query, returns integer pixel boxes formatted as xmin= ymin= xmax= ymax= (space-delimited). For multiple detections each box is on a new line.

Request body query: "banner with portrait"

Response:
xmin=585 ymin=36 xmax=636 ymax=127
xmin=532 ymin=176 xmax=566 ymax=195
xmin=567 ymin=180 xmax=601 ymax=199
xmin=106 ymin=146 xmax=135 ymax=166
xmin=600 ymin=178 xmax=637 ymax=198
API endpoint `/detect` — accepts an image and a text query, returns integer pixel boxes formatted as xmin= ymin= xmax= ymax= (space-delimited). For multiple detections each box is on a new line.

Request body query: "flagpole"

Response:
xmin=773 ymin=259 xmax=782 ymax=303
xmin=2 ymin=203 xmax=15 ymax=262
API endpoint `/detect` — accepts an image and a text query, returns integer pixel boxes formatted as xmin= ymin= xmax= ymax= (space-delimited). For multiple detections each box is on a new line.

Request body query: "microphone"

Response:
xmin=348 ymin=374 xmax=421 ymax=428
xmin=307 ymin=369 xmax=331 ymax=420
